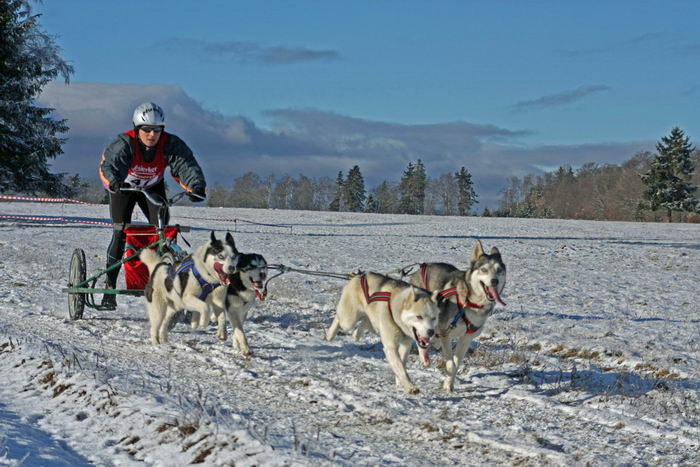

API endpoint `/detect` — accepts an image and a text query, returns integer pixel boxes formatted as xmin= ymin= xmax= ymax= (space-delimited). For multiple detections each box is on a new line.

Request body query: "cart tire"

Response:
xmin=68 ymin=248 xmax=86 ymax=320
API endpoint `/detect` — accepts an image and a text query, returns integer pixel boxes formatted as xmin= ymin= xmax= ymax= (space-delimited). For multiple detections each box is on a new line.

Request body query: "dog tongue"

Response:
xmin=488 ymin=286 xmax=507 ymax=306
xmin=214 ymin=263 xmax=229 ymax=284
xmin=420 ymin=347 xmax=430 ymax=366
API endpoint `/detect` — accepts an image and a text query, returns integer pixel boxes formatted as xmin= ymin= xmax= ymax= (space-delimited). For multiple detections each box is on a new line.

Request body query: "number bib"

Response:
xmin=122 ymin=129 xmax=169 ymax=189
xmin=124 ymin=165 xmax=163 ymax=188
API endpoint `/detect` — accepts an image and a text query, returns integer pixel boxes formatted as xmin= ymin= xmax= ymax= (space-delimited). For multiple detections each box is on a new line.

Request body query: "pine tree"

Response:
xmin=412 ymin=159 xmax=427 ymax=214
xmin=0 ymin=0 xmax=74 ymax=194
xmin=364 ymin=193 xmax=377 ymax=213
xmin=642 ymin=127 xmax=698 ymax=222
xmin=328 ymin=171 xmax=344 ymax=211
xmin=398 ymin=161 xmax=427 ymax=215
xmin=342 ymin=165 xmax=366 ymax=212
xmin=455 ymin=167 xmax=478 ymax=216
xmin=398 ymin=162 xmax=415 ymax=214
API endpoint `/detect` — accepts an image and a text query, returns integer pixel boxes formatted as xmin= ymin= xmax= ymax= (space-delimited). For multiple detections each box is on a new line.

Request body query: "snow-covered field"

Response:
xmin=0 ymin=200 xmax=698 ymax=466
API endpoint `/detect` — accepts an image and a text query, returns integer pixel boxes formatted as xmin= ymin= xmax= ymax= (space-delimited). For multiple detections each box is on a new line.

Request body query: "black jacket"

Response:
xmin=99 ymin=131 xmax=206 ymax=192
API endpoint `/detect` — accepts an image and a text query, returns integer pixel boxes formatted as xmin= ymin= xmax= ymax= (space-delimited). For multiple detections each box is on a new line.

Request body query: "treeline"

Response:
xmin=68 ymin=160 xmax=479 ymax=216
xmin=57 ymin=129 xmax=700 ymax=224
xmin=493 ymin=128 xmax=700 ymax=222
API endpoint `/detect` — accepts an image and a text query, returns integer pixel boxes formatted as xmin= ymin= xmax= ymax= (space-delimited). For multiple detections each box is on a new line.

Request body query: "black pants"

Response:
xmin=104 ymin=182 xmax=169 ymax=286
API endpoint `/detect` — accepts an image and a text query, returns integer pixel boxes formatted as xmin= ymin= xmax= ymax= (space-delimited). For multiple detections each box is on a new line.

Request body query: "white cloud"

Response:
xmin=39 ymin=82 xmax=653 ymax=208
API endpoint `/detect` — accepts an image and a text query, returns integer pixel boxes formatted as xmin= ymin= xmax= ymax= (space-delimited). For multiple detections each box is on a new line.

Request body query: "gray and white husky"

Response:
xmin=409 ymin=239 xmax=506 ymax=392
xmin=326 ymin=272 xmax=441 ymax=394
xmin=140 ymin=232 xmax=239 ymax=345
xmin=211 ymin=252 xmax=268 ymax=357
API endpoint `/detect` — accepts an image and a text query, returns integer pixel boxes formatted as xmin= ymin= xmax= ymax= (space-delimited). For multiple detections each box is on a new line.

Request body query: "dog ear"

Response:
xmin=210 ymin=231 xmax=217 ymax=243
xmin=409 ymin=285 xmax=418 ymax=301
xmin=431 ymin=290 xmax=441 ymax=303
xmin=489 ymin=246 xmax=501 ymax=258
xmin=470 ymin=240 xmax=484 ymax=267
xmin=225 ymin=232 xmax=237 ymax=252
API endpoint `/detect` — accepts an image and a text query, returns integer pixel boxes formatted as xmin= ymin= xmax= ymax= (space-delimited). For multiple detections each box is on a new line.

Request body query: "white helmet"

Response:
xmin=132 ymin=102 xmax=165 ymax=127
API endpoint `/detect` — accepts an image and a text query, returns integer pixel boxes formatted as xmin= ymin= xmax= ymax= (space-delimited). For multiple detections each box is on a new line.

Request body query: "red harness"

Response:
xmin=360 ymin=274 xmax=392 ymax=313
xmin=421 ymin=263 xmax=482 ymax=310
xmin=420 ymin=263 xmax=481 ymax=334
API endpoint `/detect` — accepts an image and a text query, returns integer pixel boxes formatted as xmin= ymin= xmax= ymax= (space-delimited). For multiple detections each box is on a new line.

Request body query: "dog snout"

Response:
xmin=490 ymin=278 xmax=499 ymax=287
xmin=427 ymin=328 xmax=435 ymax=338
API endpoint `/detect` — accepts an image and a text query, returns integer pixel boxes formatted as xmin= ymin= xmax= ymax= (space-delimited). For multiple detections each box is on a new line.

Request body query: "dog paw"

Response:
xmin=241 ymin=349 xmax=253 ymax=357
xmin=406 ymin=386 xmax=420 ymax=395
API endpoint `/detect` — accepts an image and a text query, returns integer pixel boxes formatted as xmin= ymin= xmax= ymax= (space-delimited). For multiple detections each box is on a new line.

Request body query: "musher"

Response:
xmin=98 ymin=102 xmax=207 ymax=309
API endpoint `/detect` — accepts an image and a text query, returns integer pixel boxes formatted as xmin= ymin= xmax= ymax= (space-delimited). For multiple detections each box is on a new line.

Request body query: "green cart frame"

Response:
xmin=62 ymin=189 xmax=198 ymax=320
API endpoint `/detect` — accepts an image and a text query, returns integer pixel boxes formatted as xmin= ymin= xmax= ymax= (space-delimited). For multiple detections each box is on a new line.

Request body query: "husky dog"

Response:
xmin=326 ymin=272 xmax=441 ymax=394
xmin=140 ymin=232 xmax=239 ymax=345
xmin=210 ymin=252 xmax=268 ymax=357
xmin=409 ymin=239 xmax=506 ymax=392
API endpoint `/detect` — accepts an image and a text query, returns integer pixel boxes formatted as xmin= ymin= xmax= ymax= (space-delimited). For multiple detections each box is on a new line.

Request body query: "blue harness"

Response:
xmin=448 ymin=308 xmax=481 ymax=334
xmin=168 ymin=258 xmax=220 ymax=300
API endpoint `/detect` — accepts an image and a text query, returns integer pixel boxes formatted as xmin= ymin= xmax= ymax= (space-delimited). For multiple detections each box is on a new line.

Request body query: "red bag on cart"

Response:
xmin=123 ymin=225 xmax=180 ymax=289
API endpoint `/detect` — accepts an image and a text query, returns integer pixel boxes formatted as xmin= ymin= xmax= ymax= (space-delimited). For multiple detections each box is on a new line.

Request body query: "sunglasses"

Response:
xmin=140 ymin=126 xmax=163 ymax=133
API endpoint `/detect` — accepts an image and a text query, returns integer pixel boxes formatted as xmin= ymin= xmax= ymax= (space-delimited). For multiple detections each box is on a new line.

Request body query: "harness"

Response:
xmin=360 ymin=274 xmax=392 ymax=313
xmin=168 ymin=257 xmax=220 ymax=301
xmin=420 ymin=263 xmax=482 ymax=334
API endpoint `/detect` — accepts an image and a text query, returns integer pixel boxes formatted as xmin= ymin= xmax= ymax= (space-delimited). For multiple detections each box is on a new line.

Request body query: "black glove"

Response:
xmin=109 ymin=180 xmax=130 ymax=193
xmin=188 ymin=186 xmax=206 ymax=202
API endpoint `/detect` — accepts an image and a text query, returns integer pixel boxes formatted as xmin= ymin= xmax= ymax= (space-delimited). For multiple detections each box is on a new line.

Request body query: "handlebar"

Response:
xmin=120 ymin=187 xmax=204 ymax=206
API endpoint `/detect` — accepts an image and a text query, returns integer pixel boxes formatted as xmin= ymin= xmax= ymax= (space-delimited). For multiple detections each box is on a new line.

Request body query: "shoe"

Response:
xmin=101 ymin=291 xmax=117 ymax=310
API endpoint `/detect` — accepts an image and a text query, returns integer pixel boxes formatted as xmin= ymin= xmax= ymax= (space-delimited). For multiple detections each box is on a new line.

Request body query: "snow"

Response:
xmin=0 ymin=200 xmax=698 ymax=466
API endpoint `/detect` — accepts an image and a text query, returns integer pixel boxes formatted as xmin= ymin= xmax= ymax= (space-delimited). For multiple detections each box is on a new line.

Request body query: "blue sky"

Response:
xmin=35 ymin=0 xmax=700 ymax=207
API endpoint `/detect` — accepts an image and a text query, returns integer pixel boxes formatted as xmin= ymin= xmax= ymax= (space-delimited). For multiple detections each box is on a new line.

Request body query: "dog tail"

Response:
xmin=139 ymin=248 xmax=162 ymax=273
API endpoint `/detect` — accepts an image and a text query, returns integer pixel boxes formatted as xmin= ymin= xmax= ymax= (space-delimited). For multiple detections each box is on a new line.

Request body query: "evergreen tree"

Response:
xmin=455 ymin=167 xmax=478 ymax=216
xmin=328 ymin=171 xmax=344 ymax=211
xmin=0 ymin=0 xmax=74 ymax=194
xmin=342 ymin=165 xmax=366 ymax=212
xmin=398 ymin=160 xmax=426 ymax=214
xmin=642 ymin=127 xmax=698 ymax=222
xmin=412 ymin=159 xmax=427 ymax=214
xmin=364 ymin=193 xmax=377 ymax=213
xmin=398 ymin=162 xmax=415 ymax=214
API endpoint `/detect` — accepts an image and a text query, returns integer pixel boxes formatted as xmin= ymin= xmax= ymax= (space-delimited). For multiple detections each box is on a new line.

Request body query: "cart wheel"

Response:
xmin=68 ymin=248 xmax=86 ymax=320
